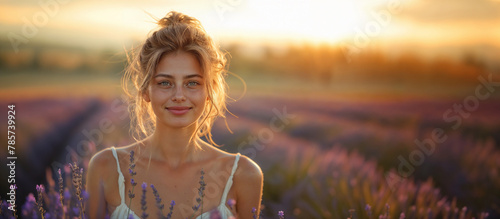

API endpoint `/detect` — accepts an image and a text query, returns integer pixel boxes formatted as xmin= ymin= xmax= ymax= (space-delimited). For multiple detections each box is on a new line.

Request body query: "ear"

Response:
xmin=142 ymin=89 xmax=151 ymax=102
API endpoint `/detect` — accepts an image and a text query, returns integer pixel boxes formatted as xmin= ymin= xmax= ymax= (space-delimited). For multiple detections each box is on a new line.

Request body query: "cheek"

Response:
xmin=149 ymin=88 xmax=171 ymax=104
xmin=195 ymin=93 xmax=208 ymax=106
xmin=190 ymin=88 xmax=208 ymax=102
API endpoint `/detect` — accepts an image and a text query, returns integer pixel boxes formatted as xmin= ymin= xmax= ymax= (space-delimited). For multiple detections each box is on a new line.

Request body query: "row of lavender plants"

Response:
xmin=219 ymin=96 xmax=500 ymax=217
xmin=0 ymin=142 xmax=491 ymax=218
xmin=1 ymin=96 xmax=498 ymax=218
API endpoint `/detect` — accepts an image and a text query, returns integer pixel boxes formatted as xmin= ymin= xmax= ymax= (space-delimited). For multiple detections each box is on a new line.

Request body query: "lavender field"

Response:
xmin=1 ymin=90 xmax=499 ymax=218
xmin=1 ymin=0 xmax=500 ymax=217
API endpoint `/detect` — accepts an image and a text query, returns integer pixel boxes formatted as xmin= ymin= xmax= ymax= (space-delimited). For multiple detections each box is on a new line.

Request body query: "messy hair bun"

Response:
xmin=157 ymin=11 xmax=199 ymax=28
xmin=122 ymin=11 xmax=229 ymax=146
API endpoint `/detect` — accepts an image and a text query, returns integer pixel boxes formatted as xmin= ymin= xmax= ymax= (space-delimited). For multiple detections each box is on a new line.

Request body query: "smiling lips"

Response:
xmin=166 ymin=106 xmax=192 ymax=115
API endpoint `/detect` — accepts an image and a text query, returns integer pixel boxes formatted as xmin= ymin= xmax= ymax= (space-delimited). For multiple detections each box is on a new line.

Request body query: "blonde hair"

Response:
xmin=122 ymin=11 xmax=229 ymax=146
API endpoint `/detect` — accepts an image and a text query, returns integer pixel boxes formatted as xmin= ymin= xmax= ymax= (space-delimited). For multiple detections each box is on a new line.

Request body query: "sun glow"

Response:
xmin=210 ymin=0 xmax=367 ymax=44
xmin=1 ymin=0 xmax=497 ymax=52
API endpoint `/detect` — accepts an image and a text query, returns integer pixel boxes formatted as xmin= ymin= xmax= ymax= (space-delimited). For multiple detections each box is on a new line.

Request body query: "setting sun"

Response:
xmin=214 ymin=0 xmax=366 ymax=43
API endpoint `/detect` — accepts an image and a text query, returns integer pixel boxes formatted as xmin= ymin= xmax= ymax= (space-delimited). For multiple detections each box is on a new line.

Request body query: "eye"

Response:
xmin=158 ymin=81 xmax=172 ymax=87
xmin=186 ymin=81 xmax=200 ymax=87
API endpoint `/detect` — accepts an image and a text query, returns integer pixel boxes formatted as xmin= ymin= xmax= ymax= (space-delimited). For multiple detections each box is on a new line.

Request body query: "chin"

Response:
xmin=163 ymin=118 xmax=198 ymax=129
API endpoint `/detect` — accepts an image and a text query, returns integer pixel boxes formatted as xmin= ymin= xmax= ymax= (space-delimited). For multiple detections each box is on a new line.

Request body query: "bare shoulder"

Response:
xmin=87 ymin=147 xmax=116 ymax=177
xmin=87 ymin=143 xmax=139 ymax=176
xmin=86 ymin=147 xmax=122 ymax=217
xmin=199 ymin=140 xmax=236 ymax=162
xmin=235 ymin=155 xmax=263 ymax=181
xmin=200 ymin=142 xmax=262 ymax=179
xmin=233 ymin=154 xmax=263 ymax=206
xmin=105 ymin=141 xmax=143 ymax=159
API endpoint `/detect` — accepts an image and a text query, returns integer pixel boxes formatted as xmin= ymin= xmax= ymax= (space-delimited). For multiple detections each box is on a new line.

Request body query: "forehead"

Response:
xmin=154 ymin=51 xmax=203 ymax=77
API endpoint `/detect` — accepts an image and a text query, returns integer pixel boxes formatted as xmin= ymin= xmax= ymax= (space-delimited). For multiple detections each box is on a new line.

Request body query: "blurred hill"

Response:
xmin=0 ymin=40 xmax=125 ymax=74
xmin=1 ymin=39 xmax=500 ymax=100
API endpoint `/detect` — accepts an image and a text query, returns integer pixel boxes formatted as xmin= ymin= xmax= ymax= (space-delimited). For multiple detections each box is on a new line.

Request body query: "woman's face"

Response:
xmin=143 ymin=51 xmax=207 ymax=129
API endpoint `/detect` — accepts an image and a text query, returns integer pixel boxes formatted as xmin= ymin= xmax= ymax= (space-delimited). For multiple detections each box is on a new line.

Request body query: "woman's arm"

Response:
xmin=234 ymin=155 xmax=264 ymax=219
xmin=86 ymin=149 xmax=111 ymax=218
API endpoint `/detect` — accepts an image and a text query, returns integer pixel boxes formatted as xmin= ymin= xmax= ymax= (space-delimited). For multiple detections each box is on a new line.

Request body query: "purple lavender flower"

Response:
xmin=227 ymin=199 xmax=236 ymax=210
xmin=57 ymin=168 xmax=64 ymax=207
xmin=127 ymin=150 xmax=138 ymax=218
xmin=166 ymin=200 xmax=175 ymax=219
xmin=27 ymin=193 xmax=36 ymax=203
xmin=209 ymin=208 xmax=221 ymax=219
xmin=189 ymin=169 xmax=207 ymax=219
xmin=35 ymin=184 xmax=46 ymax=219
xmin=365 ymin=204 xmax=372 ymax=217
xmin=130 ymin=150 xmax=135 ymax=163
xmin=278 ymin=210 xmax=284 ymax=219
xmin=69 ymin=162 xmax=85 ymax=218
xmin=252 ymin=207 xmax=257 ymax=219
xmin=22 ymin=193 xmax=36 ymax=218
xmin=63 ymin=188 xmax=71 ymax=201
xmin=150 ymin=184 xmax=165 ymax=218
xmin=141 ymin=182 xmax=148 ymax=219
xmin=150 ymin=184 xmax=164 ymax=210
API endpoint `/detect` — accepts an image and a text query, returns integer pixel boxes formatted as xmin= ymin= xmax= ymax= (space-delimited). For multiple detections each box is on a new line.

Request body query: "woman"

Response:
xmin=86 ymin=11 xmax=263 ymax=219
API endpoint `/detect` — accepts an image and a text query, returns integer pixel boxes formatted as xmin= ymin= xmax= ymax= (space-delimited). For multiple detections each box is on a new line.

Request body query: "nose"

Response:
xmin=172 ymin=86 xmax=186 ymax=102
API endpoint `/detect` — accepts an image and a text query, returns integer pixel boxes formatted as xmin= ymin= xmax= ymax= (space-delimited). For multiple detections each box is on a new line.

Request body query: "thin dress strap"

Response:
xmin=110 ymin=147 xmax=126 ymax=204
xmin=220 ymin=153 xmax=241 ymax=204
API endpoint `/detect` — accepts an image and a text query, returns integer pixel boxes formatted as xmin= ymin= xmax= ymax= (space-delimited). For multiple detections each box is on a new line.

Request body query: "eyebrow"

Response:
xmin=154 ymin=73 xmax=203 ymax=79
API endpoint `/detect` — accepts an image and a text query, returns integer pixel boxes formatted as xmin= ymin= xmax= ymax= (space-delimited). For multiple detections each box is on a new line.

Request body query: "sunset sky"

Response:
xmin=1 ymin=0 xmax=500 ymax=61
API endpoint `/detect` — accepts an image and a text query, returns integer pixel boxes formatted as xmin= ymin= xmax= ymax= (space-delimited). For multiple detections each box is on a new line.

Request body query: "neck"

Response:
xmin=146 ymin=122 xmax=202 ymax=168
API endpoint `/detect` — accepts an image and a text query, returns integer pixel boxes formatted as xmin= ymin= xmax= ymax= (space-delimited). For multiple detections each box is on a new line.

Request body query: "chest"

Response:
xmin=107 ymin=158 xmax=235 ymax=218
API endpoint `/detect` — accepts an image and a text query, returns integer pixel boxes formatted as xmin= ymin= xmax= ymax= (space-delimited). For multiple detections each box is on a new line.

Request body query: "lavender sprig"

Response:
xmin=57 ymin=169 xmax=64 ymax=208
xmin=141 ymin=182 xmax=148 ymax=219
xmin=127 ymin=150 xmax=138 ymax=218
xmin=57 ymin=168 xmax=66 ymax=219
xmin=166 ymin=200 xmax=175 ymax=219
xmin=69 ymin=163 xmax=85 ymax=219
xmin=35 ymin=185 xmax=46 ymax=219
xmin=150 ymin=184 xmax=165 ymax=218
xmin=252 ymin=207 xmax=257 ymax=219
xmin=190 ymin=169 xmax=206 ymax=219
